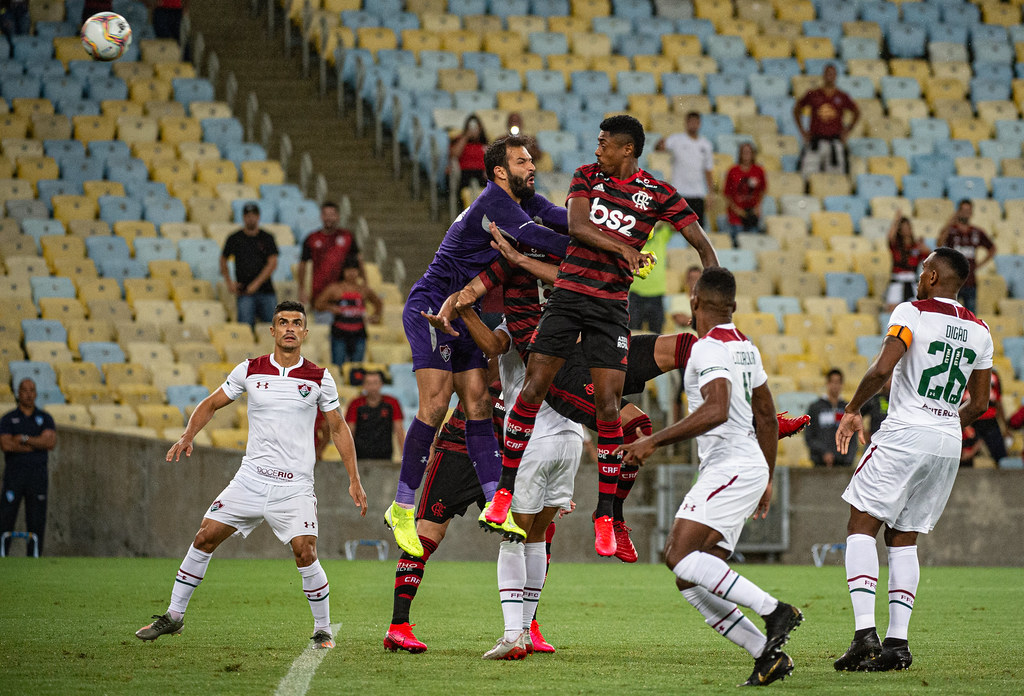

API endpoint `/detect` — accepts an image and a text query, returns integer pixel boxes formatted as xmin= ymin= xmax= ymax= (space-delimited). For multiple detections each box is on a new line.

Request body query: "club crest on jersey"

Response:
xmin=631 ymin=190 xmax=652 ymax=210
xmin=298 ymin=383 xmax=311 ymax=398
xmin=210 ymin=500 xmax=223 ymax=512
xmin=439 ymin=345 xmax=452 ymax=362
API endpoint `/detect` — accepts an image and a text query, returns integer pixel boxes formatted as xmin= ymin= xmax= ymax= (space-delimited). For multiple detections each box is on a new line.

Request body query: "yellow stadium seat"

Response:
xmin=794 ymin=36 xmax=835 ymax=65
xmin=81 ymin=180 xmax=125 ymax=202
xmin=732 ymin=271 xmax=774 ymax=300
xmin=101 ymin=100 xmax=144 ymax=120
xmin=39 ymin=297 xmax=87 ymax=321
xmin=77 ymin=277 xmax=121 ymax=303
xmin=983 ymin=2 xmax=1020 ymax=26
xmin=661 ymin=34 xmax=702 ymax=60
xmin=240 ymin=161 xmax=285 ymax=188
xmin=751 ymin=35 xmax=793 ymax=61
xmin=181 ymin=300 xmax=227 ymax=327
xmin=400 ymin=29 xmax=442 ymax=57
xmin=112 ymin=61 xmax=154 ymax=81
xmin=463 ymin=15 xmax=503 ymax=36
xmin=924 ymin=77 xmax=967 ymax=105
xmin=976 ymin=101 xmax=1019 ymax=127
xmin=65 ymin=319 xmax=114 ymax=353
xmin=810 ymin=212 xmax=855 ymax=240
xmin=356 ymin=26 xmax=398 ymax=55
xmin=159 ymin=116 xmax=203 ymax=144
xmin=151 ymin=161 xmax=194 ymax=187
xmin=547 ymin=54 xmax=589 ymax=83
xmin=11 ymin=98 xmax=53 ymax=119
xmin=805 ymin=249 xmax=850 ymax=275
xmin=843 ymin=20 xmax=882 ymax=41
xmin=148 ymin=260 xmax=193 ymax=282
xmin=950 ymin=120 xmax=992 ymax=147
xmin=104 ymin=362 xmax=152 ymax=389
xmin=125 ymin=340 xmax=175 ymax=366
xmin=482 ymin=30 xmax=524 ymax=58
xmin=436 ymin=67 xmax=478 ymax=93
xmin=886 ymin=98 xmax=928 ymax=124
xmin=774 ymin=0 xmax=815 ymax=22
xmin=54 ymin=361 xmax=104 ymax=390
xmin=85 ymin=298 xmax=132 ymax=323
xmin=113 ymin=221 xmax=158 ymax=250
xmin=570 ymin=0 xmax=610 ymax=19
xmin=31 ymin=113 xmax=71 ymax=140
xmin=186 ymin=197 xmax=232 ymax=225
xmin=54 ymin=35 xmax=89 ymax=64
xmin=955 ymin=157 xmax=997 ymax=188
xmin=145 ymin=100 xmax=187 ymax=119
xmin=870 ymin=196 xmax=911 ymax=219
xmin=71 ymin=115 xmax=114 ymax=144
xmin=170 ymin=182 xmax=214 ymax=201
xmin=211 ymin=428 xmax=247 ymax=450
xmin=673 ymin=56 xmax=717 ymax=86
xmin=803 ymin=296 xmax=849 ymax=326
xmin=114 ymin=322 xmax=161 ymax=349
xmin=46 ymin=403 xmax=92 ymax=428
xmin=16 ymin=156 xmax=59 ymax=191
xmin=715 ymin=95 xmax=757 ymax=120
xmin=116 ymin=383 xmax=164 ymax=407
xmin=694 ymin=0 xmax=732 ymax=23
xmin=175 ymin=341 xmax=224 ymax=366
xmin=777 ymin=271 xmax=823 ymax=298
xmin=177 ymin=142 xmax=222 ymax=170
xmin=137 ymin=404 xmax=184 ymax=430
xmin=912 ymin=198 xmax=953 ymax=222
xmin=130 ymin=299 xmax=180 ymax=327
xmin=807 ymin=173 xmax=852 ymax=198
xmin=548 ymin=14 xmax=590 ymax=35
xmin=89 ymin=404 xmax=139 ymax=429
xmin=631 ymin=54 xmax=675 ymax=89
xmin=65 ymin=384 xmax=115 ymax=406
xmin=930 ymin=99 xmax=973 ymax=124
xmin=128 ymin=77 xmax=172 ymax=104
xmin=116 ymin=115 xmax=159 ymax=144
xmin=196 ymin=160 xmax=239 ymax=186
xmin=140 ymin=38 xmax=181 ymax=64
xmin=40 ymin=235 xmax=85 ymax=266
xmin=187 ymin=102 xmax=232 ymax=122
xmin=124 ymin=278 xmax=171 ymax=305
xmin=832 ymin=312 xmax=881 ymax=343
xmin=890 ymin=59 xmax=930 ymax=83
xmin=0 ymin=114 xmax=30 ymax=139
xmin=867 ymin=156 xmax=910 ymax=188
xmin=26 ymin=341 xmax=74 ymax=364
xmin=151 ymin=362 xmax=198 ymax=393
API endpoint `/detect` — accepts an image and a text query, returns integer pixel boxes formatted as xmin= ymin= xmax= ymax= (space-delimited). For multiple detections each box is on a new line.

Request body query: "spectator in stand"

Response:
xmin=314 ymin=257 xmax=383 ymax=367
xmin=886 ymin=211 xmax=930 ymax=311
xmin=655 ymin=111 xmax=715 ymax=230
xmin=971 ymin=369 xmax=1008 ymax=462
xmin=805 ymin=369 xmax=857 ymax=467
xmin=345 ymin=371 xmax=405 ymax=461
xmin=0 ymin=379 xmax=57 ymax=556
xmin=221 ymin=203 xmax=278 ymax=327
xmin=960 ymin=425 xmax=982 ymax=468
xmin=450 ymin=114 xmax=488 ymax=193
xmin=81 ymin=0 xmax=112 ymax=22
xmin=0 ymin=0 xmax=29 ymax=55
xmin=628 ymin=222 xmax=673 ymax=334
xmin=145 ymin=0 xmax=188 ymax=41
xmin=297 ymin=201 xmax=362 ymax=325
xmin=937 ymin=199 xmax=996 ymax=314
xmin=794 ymin=64 xmax=859 ymax=176
xmin=722 ymin=142 xmax=767 ymax=246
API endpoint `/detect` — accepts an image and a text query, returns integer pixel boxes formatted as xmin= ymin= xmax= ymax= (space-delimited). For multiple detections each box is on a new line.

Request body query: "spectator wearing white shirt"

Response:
xmin=656 ymin=111 xmax=715 ymax=231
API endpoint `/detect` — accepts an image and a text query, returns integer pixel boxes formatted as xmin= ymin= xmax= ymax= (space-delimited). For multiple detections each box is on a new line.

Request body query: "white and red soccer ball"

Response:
xmin=80 ymin=12 xmax=133 ymax=62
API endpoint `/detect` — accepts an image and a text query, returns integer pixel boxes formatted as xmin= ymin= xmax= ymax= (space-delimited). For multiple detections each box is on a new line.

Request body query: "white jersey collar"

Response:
xmin=269 ymin=353 xmax=305 ymax=376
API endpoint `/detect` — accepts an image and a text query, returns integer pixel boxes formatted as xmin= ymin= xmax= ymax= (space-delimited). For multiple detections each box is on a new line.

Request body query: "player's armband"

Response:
xmin=886 ymin=324 xmax=912 ymax=348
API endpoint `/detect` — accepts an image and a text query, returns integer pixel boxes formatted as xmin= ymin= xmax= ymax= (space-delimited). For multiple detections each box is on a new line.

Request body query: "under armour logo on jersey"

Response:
xmin=631 ymin=190 xmax=652 ymax=210
xmin=421 ymin=455 xmax=428 ymax=464
xmin=255 ymin=381 xmax=269 ymax=389
xmin=304 ymin=521 xmax=316 ymax=528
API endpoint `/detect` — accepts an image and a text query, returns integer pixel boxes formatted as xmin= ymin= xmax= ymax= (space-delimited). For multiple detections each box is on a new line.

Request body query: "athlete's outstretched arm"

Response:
xmin=489 ymin=221 xmax=558 ymax=285
xmin=167 ymin=387 xmax=234 ymax=461
xmin=750 ymin=383 xmax=777 ymax=520
xmin=420 ymin=274 xmax=488 ymax=337
xmin=837 ymin=335 xmax=907 ymax=453
xmin=566 ymin=197 xmax=648 ymax=272
xmin=454 ymin=298 xmax=511 ymax=359
xmin=677 ymin=219 xmax=719 ymax=269
xmin=323 ymin=407 xmax=368 ymax=516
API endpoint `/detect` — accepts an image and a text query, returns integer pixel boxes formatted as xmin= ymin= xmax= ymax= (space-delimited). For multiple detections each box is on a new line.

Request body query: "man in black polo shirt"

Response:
xmin=221 ymin=202 xmax=279 ymax=327
xmin=0 ymin=379 xmax=57 ymax=556
xmin=345 ymin=371 xmax=405 ymax=460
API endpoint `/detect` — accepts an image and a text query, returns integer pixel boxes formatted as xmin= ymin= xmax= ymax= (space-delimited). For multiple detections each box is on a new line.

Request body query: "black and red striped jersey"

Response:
xmin=558 ymin=163 xmax=697 ymax=301
xmin=479 ymin=249 xmax=558 ymax=358
xmin=434 ymin=382 xmax=504 ymax=453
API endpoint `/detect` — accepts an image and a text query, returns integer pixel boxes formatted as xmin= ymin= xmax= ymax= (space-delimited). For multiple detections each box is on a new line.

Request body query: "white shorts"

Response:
xmin=842 ymin=427 xmax=960 ymax=533
xmin=205 ymin=474 xmax=319 ymax=544
xmin=511 ymin=434 xmax=582 ymax=515
xmin=676 ymin=463 xmax=769 ymax=551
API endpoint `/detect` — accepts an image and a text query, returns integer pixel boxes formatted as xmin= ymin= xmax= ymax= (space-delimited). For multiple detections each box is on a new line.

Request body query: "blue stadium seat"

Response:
xmin=528 ymin=32 xmax=569 ymax=57
xmin=167 ymin=384 xmax=211 ymax=414
xmin=901 ymin=1 xmax=940 ymax=25
xmin=901 ymin=174 xmax=945 ymax=200
xmin=978 ymin=140 xmax=1020 ymax=170
xmin=231 ymin=198 xmax=278 ymax=224
xmin=9 ymin=361 xmax=59 ymax=391
xmin=339 ymin=10 xmax=378 ymax=31
xmin=525 ymin=69 xmax=567 ymax=95
xmin=397 ymin=64 xmax=440 ymax=93
xmin=857 ymin=174 xmax=898 ymax=198
xmin=715 ymin=133 xmax=755 ymax=155
xmin=945 ymin=176 xmax=987 ymax=201
xmin=802 ymin=20 xmax=842 ymax=47
xmin=856 ymin=335 xmax=885 ymax=359
xmin=54 ymin=97 xmax=100 ymax=117
xmin=259 ymin=183 xmax=303 ymax=203
xmin=87 ymin=139 xmax=130 ymax=165
xmin=826 ymin=272 xmax=870 ymax=312
xmin=973 ymin=62 xmax=1013 ymax=83
xmin=125 ymin=181 xmax=171 ymax=203
xmin=12 ymin=36 xmax=52 ymax=63
xmin=59 ymin=155 xmax=105 ymax=188
xmin=78 ymin=342 xmax=126 ymax=371
xmin=674 ymin=18 xmax=715 ymax=47
xmin=824 ymin=196 xmax=869 ymax=229
xmin=103 ymin=156 xmax=149 ymax=186
xmin=757 ymin=296 xmax=802 ymax=331
xmin=179 ymin=239 xmax=221 ymax=281
xmin=133 ymin=237 xmax=178 ymax=266
xmin=540 ymin=92 xmax=583 ymax=121
xmin=617 ymin=70 xmax=657 ymax=96
xmin=700 ymin=113 xmax=735 ymax=139
xmin=223 ymin=143 xmax=266 ymax=167
xmin=68 ymin=60 xmax=111 ymax=82
xmin=419 ymin=50 xmax=459 ymax=73
xmin=662 ymin=73 xmax=703 ymax=98
xmin=891 ymin=138 xmax=933 ymax=161
xmin=22 ymin=319 xmax=67 ymax=344
xmin=614 ymin=0 xmax=653 ymax=20
xmin=30 ymin=276 xmax=76 ymax=306
xmin=592 ymin=16 xmax=632 ymax=40
xmin=971 ymin=25 xmax=1008 ymax=45
xmin=277 ymin=199 xmax=322 ymax=242
xmin=971 ymin=78 xmax=1011 ymax=104
xmin=719 ymin=57 xmax=758 ymax=78
xmin=36 ymin=179 xmax=81 ymax=206
xmin=909 ymin=117 xmax=950 ymax=144
xmin=448 ymin=0 xmax=486 ymax=13
xmin=935 ymin=140 xmax=976 ymax=160
xmin=840 ymin=37 xmax=880 ymax=61
xmin=836 ymin=76 xmax=875 ymax=100
xmin=748 ymin=74 xmax=789 ymax=101
xmin=143 ymin=198 xmax=187 ymax=227
xmin=200 ymin=118 xmax=244 ymax=151
xmin=819 ymin=0 xmax=858 ymax=23
xmin=715 ymin=248 xmax=756 ymax=272
xmin=880 ymin=76 xmax=921 ymax=102
xmin=452 ymin=91 xmax=494 ymax=112
xmin=97 ymin=258 xmax=148 ymax=285
xmin=706 ymin=35 xmax=746 ymax=62
xmin=381 ymin=9 xmax=420 ymax=33
xmin=760 ymin=58 xmax=801 ymax=81
xmin=887 ymin=23 xmax=927 ymax=58
xmin=22 ymin=219 xmax=66 ymax=242
xmin=928 ymin=24 xmax=968 ymax=44
xmin=861 ymin=1 xmax=900 ymax=30
xmin=98 ymin=196 xmax=143 ymax=226
xmin=847 ymin=138 xmax=889 ymax=158
xmin=85 ymin=75 xmax=128 ymax=102
xmin=911 ymin=153 xmax=955 ymax=179
xmin=991 ymin=177 xmax=1024 ymax=204
xmin=364 ymin=0 xmax=402 ymax=18
xmin=84 ymin=235 xmax=131 ymax=262
xmin=272 ymin=245 xmax=301 ymax=282
xmin=706 ymin=73 xmax=747 ymax=101
xmin=486 ymin=0 xmax=528 ymax=15
xmin=479 ymin=67 xmax=522 ymax=93
xmin=570 ymin=70 xmax=612 ymax=99
xmin=941 ymin=3 xmax=979 ymax=24
xmin=172 ymin=78 xmax=216 ymax=107
xmin=42 ymin=76 xmax=83 ymax=104
xmin=1 ymin=73 xmax=41 ymax=100
xmin=461 ymin=52 xmax=502 ymax=75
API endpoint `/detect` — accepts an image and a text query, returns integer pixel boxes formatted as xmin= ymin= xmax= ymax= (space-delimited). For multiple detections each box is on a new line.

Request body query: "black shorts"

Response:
xmin=415 ymin=448 xmax=485 ymax=524
xmin=529 ymin=288 xmax=629 ymax=371
xmin=541 ymin=333 xmax=663 ymax=430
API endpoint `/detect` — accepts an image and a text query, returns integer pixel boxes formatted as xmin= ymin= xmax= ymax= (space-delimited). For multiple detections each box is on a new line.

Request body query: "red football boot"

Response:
xmin=484 ymin=487 xmax=513 ymax=525
xmin=594 ymin=515 xmax=617 ymax=556
xmin=777 ymin=411 xmax=811 ymax=439
xmin=529 ymin=620 xmax=555 ymax=653
xmin=383 ymin=623 xmax=427 ymax=653
xmin=612 ymin=520 xmax=638 ymax=563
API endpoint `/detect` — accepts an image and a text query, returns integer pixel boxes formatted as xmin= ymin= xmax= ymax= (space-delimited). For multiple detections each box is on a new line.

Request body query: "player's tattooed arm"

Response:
xmin=489 ymin=221 xmax=558 ymax=285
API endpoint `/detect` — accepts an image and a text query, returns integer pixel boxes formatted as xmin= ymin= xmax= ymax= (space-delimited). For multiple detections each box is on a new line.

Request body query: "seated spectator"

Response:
xmin=314 ymin=257 xmax=382 ymax=366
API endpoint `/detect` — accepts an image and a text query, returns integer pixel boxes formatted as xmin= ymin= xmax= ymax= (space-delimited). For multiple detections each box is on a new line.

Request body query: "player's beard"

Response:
xmin=509 ymin=173 xmax=535 ymax=201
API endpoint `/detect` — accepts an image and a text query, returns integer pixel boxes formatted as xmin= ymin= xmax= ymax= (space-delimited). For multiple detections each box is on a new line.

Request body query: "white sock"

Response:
xmin=681 ymin=586 xmax=768 ymax=658
xmin=845 ymin=534 xmax=879 ymax=631
xmin=299 ymin=560 xmax=331 ymax=632
xmin=885 ymin=545 xmax=919 ymax=641
xmin=522 ymin=542 xmax=546 ymax=629
xmin=497 ymin=541 xmax=525 ymax=641
xmin=168 ymin=545 xmax=212 ymax=618
xmin=672 ymin=551 xmax=778 ymax=616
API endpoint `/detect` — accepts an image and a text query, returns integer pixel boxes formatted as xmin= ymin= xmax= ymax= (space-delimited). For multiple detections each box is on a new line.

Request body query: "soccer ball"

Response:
xmin=80 ymin=12 xmax=132 ymax=62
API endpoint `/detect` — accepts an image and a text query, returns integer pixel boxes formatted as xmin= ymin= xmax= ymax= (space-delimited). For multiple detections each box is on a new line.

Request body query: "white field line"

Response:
xmin=274 ymin=622 xmax=342 ymax=696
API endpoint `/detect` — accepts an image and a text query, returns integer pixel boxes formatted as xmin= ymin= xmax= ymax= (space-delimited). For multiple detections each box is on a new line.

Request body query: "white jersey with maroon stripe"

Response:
xmin=684 ymin=323 xmax=768 ymax=470
xmin=882 ymin=298 xmax=993 ymax=439
xmin=221 ymin=354 xmax=340 ymax=486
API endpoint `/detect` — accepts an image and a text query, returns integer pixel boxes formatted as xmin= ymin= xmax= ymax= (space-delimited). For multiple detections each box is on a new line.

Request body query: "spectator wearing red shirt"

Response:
xmin=886 ymin=211 xmax=930 ymax=311
xmin=972 ymin=369 xmax=1008 ymax=462
xmin=794 ymin=64 xmax=859 ymax=176
xmin=450 ymin=114 xmax=488 ymax=193
xmin=345 ymin=371 xmax=405 ymax=461
xmin=297 ymin=201 xmax=362 ymax=325
xmin=314 ymin=258 xmax=382 ymax=366
xmin=722 ymin=142 xmax=767 ymax=246
xmin=937 ymin=199 xmax=996 ymax=314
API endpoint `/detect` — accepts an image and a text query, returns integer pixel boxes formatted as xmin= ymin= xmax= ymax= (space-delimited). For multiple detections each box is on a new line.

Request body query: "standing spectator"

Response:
xmin=450 ymin=114 xmax=488 ymax=192
xmin=656 ymin=111 xmax=715 ymax=230
xmin=146 ymin=0 xmax=188 ymax=42
xmin=794 ymin=64 xmax=860 ymax=176
xmin=221 ymin=203 xmax=279 ymax=327
xmin=297 ymin=201 xmax=362 ymax=325
xmin=0 ymin=379 xmax=57 ymax=556
xmin=805 ymin=369 xmax=857 ymax=467
xmin=0 ymin=0 xmax=29 ymax=56
xmin=959 ymin=425 xmax=982 ymax=468
xmin=628 ymin=222 xmax=673 ymax=334
xmin=345 ymin=371 xmax=405 ymax=461
xmin=971 ymin=369 xmax=1008 ymax=462
xmin=886 ymin=211 xmax=930 ymax=311
xmin=722 ymin=142 xmax=767 ymax=246
xmin=314 ymin=257 xmax=383 ymax=366
xmin=937 ymin=199 xmax=996 ymax=314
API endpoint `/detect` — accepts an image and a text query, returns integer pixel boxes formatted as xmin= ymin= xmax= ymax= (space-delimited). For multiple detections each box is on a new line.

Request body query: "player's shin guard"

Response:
xmin=672 ymin=551 xmax=778 ymax=616
xmin=522 ymin=542 xmax=546 ymax=628
xmin=168 ymin=545 xmax=212 ymax=617
xmin=466 ymin=418 xmax=501 ymax=500
xmin=845 ymin=534 xmax=879 ymax=631
xmin=885 ymin=545 xmax=919 ymax=641
xmin=595 ymin=418 xmax=623 ymax=518
xmin=497 ymin=540 xmax=526 ymax=642
xmin=499 ymin=399 xmax=541 ymax=493
xmin=681 ymin=586 xmax=768 ymax=658
xmin=396 ymin=418 xmax=440 ymax=505
xmin=392 ymin=537 xmax=437 ymax=625
xmin=299 ymin=560 xmax=331 ymax=632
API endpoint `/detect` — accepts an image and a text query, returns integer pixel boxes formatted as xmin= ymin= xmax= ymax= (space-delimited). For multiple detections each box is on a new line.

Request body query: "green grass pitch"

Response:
xmin=1 ymin=558 xmax=1021 ymax=695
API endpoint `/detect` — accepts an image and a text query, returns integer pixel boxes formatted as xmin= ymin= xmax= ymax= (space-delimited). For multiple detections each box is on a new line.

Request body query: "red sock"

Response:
xmin=596 ymin=418 xmax=623 ymax=517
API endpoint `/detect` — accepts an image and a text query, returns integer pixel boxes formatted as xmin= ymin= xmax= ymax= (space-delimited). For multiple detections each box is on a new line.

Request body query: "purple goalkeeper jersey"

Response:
xmin=414 ymin=182 xmax=569 ymax=302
